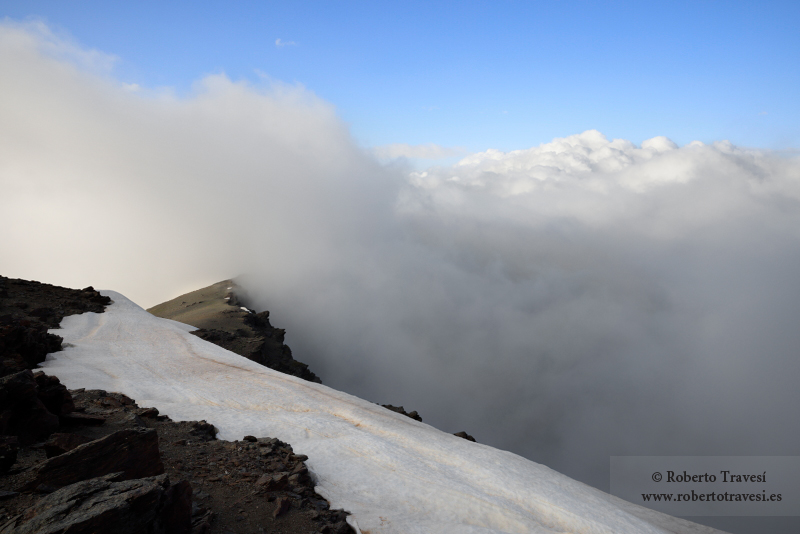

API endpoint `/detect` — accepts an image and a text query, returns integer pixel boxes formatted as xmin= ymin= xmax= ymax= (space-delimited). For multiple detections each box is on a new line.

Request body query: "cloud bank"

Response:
xmin=3 ymin=23 xmax=800 ymax=533
xmin=372 ymin=142 xmax=464 ymax=161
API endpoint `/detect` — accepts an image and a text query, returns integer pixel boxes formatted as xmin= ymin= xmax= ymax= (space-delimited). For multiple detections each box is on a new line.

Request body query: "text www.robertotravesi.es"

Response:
xmin=642 ymin=490 xmax=782 ymax=503
xmin=641 ymin=470 xmax=782 ymax=504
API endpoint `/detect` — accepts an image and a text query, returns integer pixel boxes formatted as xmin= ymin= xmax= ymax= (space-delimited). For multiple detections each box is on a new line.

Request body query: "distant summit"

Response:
xmin=147 ymin=280 xmax=320 ymax=383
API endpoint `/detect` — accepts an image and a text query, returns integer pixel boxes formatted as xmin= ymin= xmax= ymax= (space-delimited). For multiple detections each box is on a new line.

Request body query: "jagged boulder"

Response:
xmin=0 ymin=370 xmax=59 ymax=444
xmin=0 ymin=321 xmax=62 ymax=377
xmin=381 ymin=404 xmax=422 ymax=422
xmin=2 ymin=472 xmax=191 ymax=534
xmin=33 ymin=371 xmax=75 ymax=416
xmin=188 ymin=420 xmax=217 ymax=441
xmin=454 ymin=431 xmax=476 ymax=442
xmin=22 ymin=428 xmax=164 ymax=491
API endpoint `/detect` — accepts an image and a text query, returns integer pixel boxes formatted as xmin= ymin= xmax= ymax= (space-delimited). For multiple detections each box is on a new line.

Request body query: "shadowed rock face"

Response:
xmin=21 ymin=428 xmax=164 ymax=492
xmin=7 ymin=473 xmax=191 ymax=534
xmin=0 ymin=276 xmax=110 ymax=378
xmin=0 ymin=370 xmax=59 ymax=445
xmin=147 ymin=280 xmax=321 ymax=383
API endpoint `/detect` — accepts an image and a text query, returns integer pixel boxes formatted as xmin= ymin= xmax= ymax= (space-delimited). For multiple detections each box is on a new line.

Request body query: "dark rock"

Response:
xmin=138 ymin=407 xmax=160 ymax=418
xmin=43 ymin=432 xmax=94 ymax=458
xmin=454 ymin=431 xmax=476 ymax=442
xmin=8 ymin=473 xmax=191 ymax=534
xmin=320 ymin=522 xmax=350 ymax=534
xmin=0 ymin=322 xmax=62 ymax=376
xmin=0 ymin=490 xmax=18 ymax=500
xmin=242 ymin=435 xmax=257 ymax=442
xmin=191 ymin=509 xmax=213 ymax=534
xmin=189 ymin=420 xmax=217 ymax=441
xmin=98 ymin=395 xmax=122 ymax=408
xmin=0 ymin=514 xmax=22 ymax=532
xmin=0 ymin=369 xmax=59 ymax=444
xmin=255 ymin=472 xmax=289 ymax=491
xmin=33 ymin=483 xmax=58 ymax=494
xmin=22 ymin=428 xmax=164 ymax=491
xmin=33 ymin=371 xmax=75 ymax=416
xmin=159 ymin=480 xmax=193 ymax=534
xmin=381 ymin=404 xmax=423 ymax=422
xmin=273 ymin=495 xmax=290 ymax=518
xmin=81 ymin=286 xmax=112 ymax=306
xmin=0 ymin=435 xmax=19 ymax=474
xmin=125 ymin=413 xmax=147 ymax=427
xmin=291 ymin=462 xmax=308 ymax=475
xmin=114 ymin=393 xmax=136 ymax=406
xmin=191 ymin=327 xmax=322 ymax=383
xmin=288 ymin=473 xmax=306 ymax=486
xmin=28 ymin=307 xmax=54 ymax=320
xmin=59 ymin=412 xmax=106 ymax=426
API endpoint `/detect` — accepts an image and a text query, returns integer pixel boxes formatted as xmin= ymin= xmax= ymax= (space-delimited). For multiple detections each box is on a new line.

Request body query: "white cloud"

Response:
xmin=0 ymin=18 xmax=118 ymax=73
xmin=0 ymin=20 xmax=383 ymax=306
xmin=275 ymin=38 xmax=297 ymax=48
xmin=372 ymin=142 xmax=465 ymax=160
xmin=3 ymin=21 xmax=800 ymax=512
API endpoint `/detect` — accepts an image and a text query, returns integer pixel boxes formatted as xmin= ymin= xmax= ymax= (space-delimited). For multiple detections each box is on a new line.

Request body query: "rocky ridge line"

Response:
xmin=0 ymin=276 xmax=352 ymax=533
xmin=148 ymin=281 xmax=321 ymax=383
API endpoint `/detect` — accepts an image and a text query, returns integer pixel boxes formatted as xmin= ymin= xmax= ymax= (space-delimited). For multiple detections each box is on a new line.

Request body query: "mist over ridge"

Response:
xmin=2 ymin=19 xmax=800 ymax=502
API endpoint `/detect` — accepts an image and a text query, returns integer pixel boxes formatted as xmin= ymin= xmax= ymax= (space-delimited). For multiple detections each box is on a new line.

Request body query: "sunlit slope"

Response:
xmin=42 ymin=291 xmax=727 ymax=534
xmin=147 ymin=279 xmax=245 ymax=332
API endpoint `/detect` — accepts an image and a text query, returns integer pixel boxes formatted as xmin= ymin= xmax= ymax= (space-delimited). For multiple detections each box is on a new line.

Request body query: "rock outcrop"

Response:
xmin=0 ymin=370 xmax=59 ymax=445
xmin=2 ymin=473 xmax=191 ymax=534
xmin=380 ymin=404 xmax=422 ymax=422
xmin=147 ymin=280 xmax=321 ymax=383
xmin=0 ymin=276 xmax=110 ymax=378
xmin=21 ymin=428 xmax=164 ymax=492
xmin=454 ymin=431 xmax=476 ymax=442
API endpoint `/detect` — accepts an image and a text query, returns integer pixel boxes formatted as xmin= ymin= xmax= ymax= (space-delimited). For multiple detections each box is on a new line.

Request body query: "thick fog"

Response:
xmin=3 ymin=22 xmax=800 ymax=530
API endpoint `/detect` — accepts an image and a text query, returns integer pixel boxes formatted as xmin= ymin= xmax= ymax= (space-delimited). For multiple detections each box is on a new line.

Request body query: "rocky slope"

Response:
xmin=0 ymin=277 xmax=110 ymax=378
xmin=148 ymin=281 xmax=320 ymax=383
xmin=0 ymin=276 xmax=349 ymax=533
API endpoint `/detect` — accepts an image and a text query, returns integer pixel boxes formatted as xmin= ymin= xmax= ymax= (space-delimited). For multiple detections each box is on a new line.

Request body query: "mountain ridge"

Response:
xmin=147 ymin=280 xmax=321 ymax=383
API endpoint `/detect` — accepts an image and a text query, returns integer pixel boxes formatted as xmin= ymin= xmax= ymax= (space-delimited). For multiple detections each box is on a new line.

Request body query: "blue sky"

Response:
xmin=3 ymin=1 xmax=799 ymax=154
